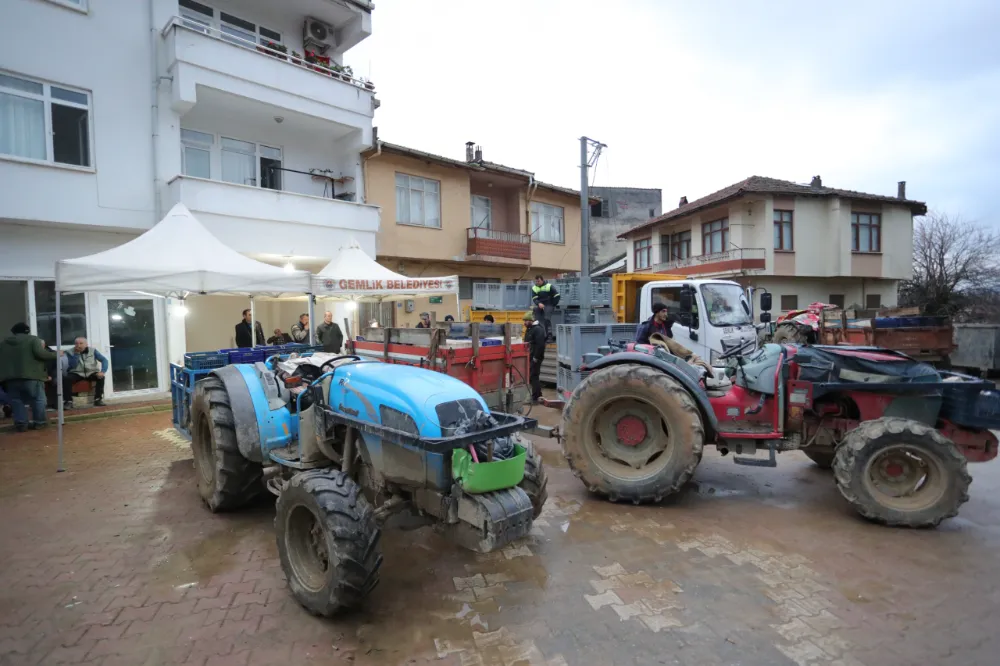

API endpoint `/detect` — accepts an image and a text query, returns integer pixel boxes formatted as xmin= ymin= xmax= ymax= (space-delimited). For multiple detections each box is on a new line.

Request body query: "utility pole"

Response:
xmin=579 ymin=136 xmax=606 ymax=321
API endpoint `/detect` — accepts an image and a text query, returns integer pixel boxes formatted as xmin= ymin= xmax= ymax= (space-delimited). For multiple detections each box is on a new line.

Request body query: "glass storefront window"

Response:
xmin=33 ymin=281 xmax=86 ymax=345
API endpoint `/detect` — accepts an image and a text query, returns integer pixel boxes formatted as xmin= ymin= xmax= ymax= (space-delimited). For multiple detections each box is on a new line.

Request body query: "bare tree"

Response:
xmin=899 ymin=212 xmax=1000 ymax=320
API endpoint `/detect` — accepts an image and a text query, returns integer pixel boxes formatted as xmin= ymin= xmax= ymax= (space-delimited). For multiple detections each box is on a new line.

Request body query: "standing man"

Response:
xmin=531 ymin=274 xmax=560 ymax=339
xmin=235 ymin=309 xmax=264 ymax=348
xmin=316 ymin=311 xmax=344 ymax=353
xmin=0 ymin=323 xmax=56 ymax=431
xmin=523 ymin=312 xmax=547 ymax=404
xmin=63 ymin=337 xmax=109 ymax=408
xmin=290 ymin=313 xmax=310 ymax=342
xmin=415 ymin=312 xmax=431 ymax=329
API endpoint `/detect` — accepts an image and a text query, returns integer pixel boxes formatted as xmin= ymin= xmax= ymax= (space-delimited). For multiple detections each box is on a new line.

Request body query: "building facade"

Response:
xmin=620 ymin=176 xmax=926 ymax=317
xmin=0 ymin=0 xmax=379 ymax=399
xmin=362 ymin=141 xmax=584 ymax=325
xmin=588 ymin=186 xmax=661 ymax=270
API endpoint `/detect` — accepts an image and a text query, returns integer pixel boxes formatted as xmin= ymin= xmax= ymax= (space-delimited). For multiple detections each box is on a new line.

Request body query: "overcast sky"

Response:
xmin=346 ymin=0 xmax=1000 ymax=225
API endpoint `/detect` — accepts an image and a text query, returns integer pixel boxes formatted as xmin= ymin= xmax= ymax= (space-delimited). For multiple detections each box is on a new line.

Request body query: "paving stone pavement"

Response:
xmin=1 ymin=410 xmax=999 ymax=665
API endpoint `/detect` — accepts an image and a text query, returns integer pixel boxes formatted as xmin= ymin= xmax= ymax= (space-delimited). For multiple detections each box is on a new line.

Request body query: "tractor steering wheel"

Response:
xmin=319 ymin=355 xmax=361 ymax=371
xmin=718 ymin=338 xmax=755 ymax=361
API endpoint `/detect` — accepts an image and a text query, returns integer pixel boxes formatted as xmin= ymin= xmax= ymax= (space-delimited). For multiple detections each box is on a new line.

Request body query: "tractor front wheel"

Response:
xmin=833 ymin=417 xmax=970 ymax=528
xmin=517 ymin=436 xmax=548 ymax=519
xmin=190 ymin=376 xmax=263 ymax=512
xmin=275 ymin=469 xmax=382 ymax=616
xmin=562 ymin=363 xmax=704 ymax=504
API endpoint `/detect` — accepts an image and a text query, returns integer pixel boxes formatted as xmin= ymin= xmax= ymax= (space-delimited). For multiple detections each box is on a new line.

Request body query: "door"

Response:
xmin=99 ymin=295 xmax=164 ymax=396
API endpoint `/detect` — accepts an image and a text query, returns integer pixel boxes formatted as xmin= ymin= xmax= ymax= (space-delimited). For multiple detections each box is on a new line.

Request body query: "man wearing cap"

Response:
xmin=523 ymin=312 xmax=547 ymax=403
xmin=415 ymin=312 xmax=431 ymax=329
xmin=636 ymin=303 xmax=674 ymax=345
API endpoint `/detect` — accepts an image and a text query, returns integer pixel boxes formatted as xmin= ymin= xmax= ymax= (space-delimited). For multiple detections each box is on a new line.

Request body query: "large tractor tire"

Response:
xmin=275 ymin=469 xmax=383 ymax=616
xmin=561 ymin=363 xmax=704 ymax=504
xmin=517 ymin=436 xmax=549 ymax=519
xmin=833 ymin=417 xmax=970 ymax=528
xmin=772 ymin=322 xmax=811 ymax=345
xmin=803 ymin=447 xmax=835 ymax=469
xmin=190 ymin=376 xmax=264 ymax=512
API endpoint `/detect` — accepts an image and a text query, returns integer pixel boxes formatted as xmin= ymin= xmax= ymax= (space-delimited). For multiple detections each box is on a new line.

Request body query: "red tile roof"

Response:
xmin=618 ymin=176 xmax=927 ymax=239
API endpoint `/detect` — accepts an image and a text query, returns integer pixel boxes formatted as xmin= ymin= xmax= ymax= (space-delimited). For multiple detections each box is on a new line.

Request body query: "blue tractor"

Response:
xmin=184 ymin=353 xmax=547 ymax=616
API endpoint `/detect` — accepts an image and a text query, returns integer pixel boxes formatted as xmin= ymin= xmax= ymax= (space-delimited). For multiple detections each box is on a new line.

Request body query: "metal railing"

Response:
xmin=467 ymin=227 xmax=531 ymax=245
xmin=653 ymin=247 xmax=765 ymax=272
xmin=163 ymin=16 xmax=375 ymax=92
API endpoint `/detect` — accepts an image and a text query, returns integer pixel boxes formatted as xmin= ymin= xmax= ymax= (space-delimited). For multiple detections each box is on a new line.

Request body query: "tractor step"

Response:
xmin=733 ymin=444 xmax=778 ymax=468
xmin=449 ymin=485 xmax=533 ymax=553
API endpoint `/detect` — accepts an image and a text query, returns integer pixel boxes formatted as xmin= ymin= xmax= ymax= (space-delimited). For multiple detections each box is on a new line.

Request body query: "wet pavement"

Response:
xmin=1 ymin=409 xmax=999 ymax=665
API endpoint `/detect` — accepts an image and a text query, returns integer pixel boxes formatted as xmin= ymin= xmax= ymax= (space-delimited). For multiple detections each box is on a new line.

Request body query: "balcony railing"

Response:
xmin=467 ymin=227 xmax=531 ymax=263
xmin=163 ymin=17 xmax=376 ymax=92
xmin=653 ymin=247 xmax=766 ymax=274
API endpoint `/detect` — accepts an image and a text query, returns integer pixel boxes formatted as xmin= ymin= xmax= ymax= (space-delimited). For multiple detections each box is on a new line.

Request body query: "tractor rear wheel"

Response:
xmin=772 ymin=322 xmax=811 ymax=345
xmin=190 ymin=376 xmax=263 ymax=512
xmin=275 ymin=469 xmax=382 ymax=616
xmin=562 ymin=363 xmax=704 ymax=504
xmin=517 ymin=436 xmax=548 ymax=519
xmin=803 ymin=447 xmax=835 ymax=469
xmin=833 ymin=417 xmax=970 ymax=528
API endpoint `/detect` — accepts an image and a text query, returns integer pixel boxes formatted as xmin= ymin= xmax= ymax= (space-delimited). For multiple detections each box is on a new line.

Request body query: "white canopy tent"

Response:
xmin=52 ymin=203 xmax=313 ymax=471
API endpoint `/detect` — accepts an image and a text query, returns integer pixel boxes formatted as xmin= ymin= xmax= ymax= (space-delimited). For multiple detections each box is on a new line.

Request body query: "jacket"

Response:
xmin=316 ymin=322 xmax=344 ymax=353
xmin=267 ymin=333 xmax=292 ymax=346
xmin=0 ymin=333 xmax=57 ymax=382
xmin=290 ymin=322 xmax=309 ymax=342
xmin=66 ymin=348 xmax=109 ymax=376
xmin=531 ymin=281 xmax=560 ymax=308
xmin=525 ymin=322 xmax=547 ymax=361
xmin=636 ymin=317 xmax=673 ymax=345
xmin=235 ymin=320 xmax=265 ymax=348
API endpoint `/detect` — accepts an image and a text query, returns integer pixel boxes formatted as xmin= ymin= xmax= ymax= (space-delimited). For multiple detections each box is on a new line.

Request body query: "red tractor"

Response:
xmin=559 ymin=336 xmax=999 ymax=528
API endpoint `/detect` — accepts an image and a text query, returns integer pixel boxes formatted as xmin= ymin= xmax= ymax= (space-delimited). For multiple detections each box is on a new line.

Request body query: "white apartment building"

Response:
xmin=621 ymin=176 xmax=927 ymax=317
xmin=0 ymin=0 xmax=380 ymax=399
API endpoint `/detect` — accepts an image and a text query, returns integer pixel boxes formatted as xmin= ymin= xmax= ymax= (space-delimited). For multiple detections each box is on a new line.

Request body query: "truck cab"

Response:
xmin=638 ymin=279 xmax=759 ymax=364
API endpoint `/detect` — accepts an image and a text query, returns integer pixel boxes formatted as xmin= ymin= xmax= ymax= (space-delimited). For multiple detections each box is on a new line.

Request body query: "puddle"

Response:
xmin=148 ymin=521 xmax=266 ymax=587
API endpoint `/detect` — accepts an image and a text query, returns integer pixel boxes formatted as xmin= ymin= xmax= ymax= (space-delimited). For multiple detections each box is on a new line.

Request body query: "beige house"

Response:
xmin=362 ymin=141 xmax=584 ymax=324
xmin=620 ymin=176 xmax=927 ymax=317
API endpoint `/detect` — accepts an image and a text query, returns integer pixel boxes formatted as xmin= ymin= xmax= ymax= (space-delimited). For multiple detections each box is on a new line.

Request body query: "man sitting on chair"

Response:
xmin=62 ymin=337 xmax=109 ymax=408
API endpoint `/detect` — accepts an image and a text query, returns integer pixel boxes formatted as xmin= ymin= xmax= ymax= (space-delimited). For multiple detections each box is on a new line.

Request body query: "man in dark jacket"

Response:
xmin=235 ymin=309 xmax=265 ymax=348
xmin=0 ymin=323 xmax=56 ymax=431
xmin=531 ymin=275 xmax=560 ymax=339
xmin=523 ymin=312 xmax=547 ymax=403
xmin=316 ymin=311 xmax=344 ymax=353
xmin=636 ymin=303 xmax=674 ymax=345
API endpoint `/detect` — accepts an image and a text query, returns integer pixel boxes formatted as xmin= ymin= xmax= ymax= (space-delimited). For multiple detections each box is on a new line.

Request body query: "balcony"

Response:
xmin=162 ymin=18 xmax=375 ymax=131
xmin=165 ymin=175 xmax=380 ymax=258
xmin=654 ymin=248 xmax=766 ymax=276
xmin=466 ymin=228 xmax=532 ymax=265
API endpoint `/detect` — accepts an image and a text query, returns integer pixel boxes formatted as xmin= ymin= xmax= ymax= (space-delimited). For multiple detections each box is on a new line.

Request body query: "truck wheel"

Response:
xmin=803 ymin=448 xmax=835 ymax=469
xmin=275 ymin=469 xmax=382 ymax=616
xmin=190 ymin=376 xmax=263 ymax=512
xmin=517 ymin=436 xmax=548 ymax=519
xmin=772 ymin=323 xmax=811 ymax=345
xmin=562 ymin=364 xmax=704 ymax=504
xmin=833 ymin=417 xmax=970 ymax=528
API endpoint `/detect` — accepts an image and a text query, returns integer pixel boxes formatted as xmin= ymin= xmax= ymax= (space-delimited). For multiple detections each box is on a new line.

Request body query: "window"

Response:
xmin=780 ymin=295 xmax=799 ymax=311
xmin=774 ymin=210 xmax=793 ymax=251
xmin=395 ymin=173 xmax=441 ymax=228
xmin=181 ymin=129 xmax=212 ymax=179
xmin=851 ymin=213 xmax=881 ymax=252
xmin=458 ymin=277 xmax=500 ymax=300
xmin=865 ymin=294 xmax=882 ymax=310
xmin=33 ymin=281 xmax=86 ymax=345
xmin=590 ymin=199 xmax=610 ymax=219
xmin=634 ymin=238 xmax=652 ymax=270
xmin=661 ymin=230 xmax=691 ymax=262
xmin=259 ymin=144 xmax=282 ymax=191
xmin=650 ymin=285 xmax=697 ymax=328
xmin=471 ymin=195 xmax=492 ymax=229
xmin=702 ymin=218 xmax=729 ymax=255
xmin=530 ymin=202 xmax=565 ymax=244
xmin=221 ymin=137 xmax=257 ymax=186
xmin=221 ymin=12 xmax=256 ymax=45
xmin=177 ymin=2 xmax=282 ymax=45
xmin=829 ymin=294 xmax=845 ymax=308
xmin=179 ymin=0 xmax=212 ymax=31
xmin=0 ymin=72 xmax=91 ymax=167
xmin=0 ymin=281 xmax=28 ymax=343
xmin=649 ymin=208 xmax=656 ymax=218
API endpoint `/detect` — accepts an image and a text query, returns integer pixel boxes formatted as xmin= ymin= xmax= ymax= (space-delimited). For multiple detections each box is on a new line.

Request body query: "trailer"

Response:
xmin=814 ymin=308 xmax=955 ymax=363
xmin=951 ymin=324 xmax=1000 ymax=376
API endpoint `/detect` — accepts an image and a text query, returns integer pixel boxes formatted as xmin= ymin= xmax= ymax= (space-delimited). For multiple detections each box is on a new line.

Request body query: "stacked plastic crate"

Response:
xmin=554 ymin=323 xmax=639 ymax=396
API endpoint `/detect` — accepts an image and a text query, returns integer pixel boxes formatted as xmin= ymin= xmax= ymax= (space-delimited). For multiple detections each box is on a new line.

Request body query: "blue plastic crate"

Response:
xmin=940 ymin=374 xmax=1000 ymax=429
xmin=228 ymin=349 xmax=264 ymax=364
xmin=184 ymin=351 xmax=228 ymax=370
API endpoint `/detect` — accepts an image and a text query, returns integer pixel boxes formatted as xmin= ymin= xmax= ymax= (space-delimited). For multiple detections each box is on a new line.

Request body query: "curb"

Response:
xmin=0 ymin=403 xmax=172 ymax=434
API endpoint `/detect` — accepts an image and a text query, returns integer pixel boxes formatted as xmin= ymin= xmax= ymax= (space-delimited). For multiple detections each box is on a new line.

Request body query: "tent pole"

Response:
xmin=56 ymin=281 xmax=65 ymax=473
xmin=249 ymin=295 xmax=256 ymax=347
xmin=307 ymin=294 xmax=316 ymax=345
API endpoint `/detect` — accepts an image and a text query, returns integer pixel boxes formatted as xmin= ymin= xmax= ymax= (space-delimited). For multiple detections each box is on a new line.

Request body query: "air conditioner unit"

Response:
xmin=303 ymin=17 xmax=336 ymax=53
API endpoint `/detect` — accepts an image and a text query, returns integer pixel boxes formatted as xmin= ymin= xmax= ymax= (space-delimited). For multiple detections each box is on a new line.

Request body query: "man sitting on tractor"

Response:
xmin=636 ymin=302 xmax=674 ymax=344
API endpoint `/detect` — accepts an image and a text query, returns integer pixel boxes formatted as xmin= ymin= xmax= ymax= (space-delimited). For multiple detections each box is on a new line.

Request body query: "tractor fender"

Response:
xmin=209 ymin=365 xmax=264 ymax=463
xmin=582 ymin=352 xmax=719 ymax=437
